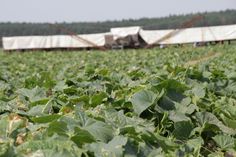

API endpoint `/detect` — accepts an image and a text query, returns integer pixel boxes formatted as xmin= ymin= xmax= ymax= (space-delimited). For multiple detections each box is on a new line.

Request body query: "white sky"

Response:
xmin=0 ymin=0 xmax=236 ymax=22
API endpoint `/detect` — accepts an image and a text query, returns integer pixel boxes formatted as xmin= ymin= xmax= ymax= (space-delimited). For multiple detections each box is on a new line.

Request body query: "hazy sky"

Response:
xmin=1 ymin=0 xmax=236 ymax=22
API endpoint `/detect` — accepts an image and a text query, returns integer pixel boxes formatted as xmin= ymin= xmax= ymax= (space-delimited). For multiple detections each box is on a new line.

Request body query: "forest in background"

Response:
xmin=1 ymin=9 xmax=236 ymax=47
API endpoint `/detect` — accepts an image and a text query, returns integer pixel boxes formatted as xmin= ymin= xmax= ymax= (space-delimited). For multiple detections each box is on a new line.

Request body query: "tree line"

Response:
xmin=1 ymin=9 xmax=236 ymax=47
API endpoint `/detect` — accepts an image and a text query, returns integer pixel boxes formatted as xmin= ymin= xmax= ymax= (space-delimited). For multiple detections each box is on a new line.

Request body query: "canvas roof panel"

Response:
xmin=111 ymin=26 xmax=141 ymax=40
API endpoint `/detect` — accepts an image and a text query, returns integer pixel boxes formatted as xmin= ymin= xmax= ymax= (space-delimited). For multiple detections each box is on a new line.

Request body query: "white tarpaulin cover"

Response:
xmin=111 ymin=26 xmax=141 ymax=40
xmin=2 ymin=24 xmax=236 ymax=50
xmin=3 ymin=33 xmax=110 ymax=50
xmin=139 ymin=24 xmax=236 ymax=45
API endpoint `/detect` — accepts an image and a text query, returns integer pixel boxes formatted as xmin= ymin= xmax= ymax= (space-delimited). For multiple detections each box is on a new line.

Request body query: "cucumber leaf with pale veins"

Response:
xmin=130 ymin=90 xmax=157 ymax=116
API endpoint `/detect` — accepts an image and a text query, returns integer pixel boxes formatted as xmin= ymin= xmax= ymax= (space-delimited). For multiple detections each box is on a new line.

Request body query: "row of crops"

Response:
xmin=0 ymin=45 xmax=236 ymax=157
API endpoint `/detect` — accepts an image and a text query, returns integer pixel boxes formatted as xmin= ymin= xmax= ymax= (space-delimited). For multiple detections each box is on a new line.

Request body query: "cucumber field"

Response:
xmin=1 ymin=45 xmax=236 ymax=157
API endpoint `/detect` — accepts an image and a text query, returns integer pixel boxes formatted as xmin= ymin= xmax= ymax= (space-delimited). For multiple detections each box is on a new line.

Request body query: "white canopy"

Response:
xmin=2 ymin=24 xmax=236 ymax=50
xmin=139 ymin=24 xmax=236 ymax=45
xmin=110 ymin=26 xmax=141 ymax=40
xmin=3 ymin=33 xmax=111 ymax=50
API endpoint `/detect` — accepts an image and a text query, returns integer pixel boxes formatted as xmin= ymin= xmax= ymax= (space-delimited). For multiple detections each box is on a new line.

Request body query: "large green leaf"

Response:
xmin=90 ymin=92 xmax=108 ymax=107
xmin=71 ymin=127 xmax=96 ymax=147
xmin=17 ymin=87 xmax=47 ymax=102
xmin=155 ymin=79 xmax=187 ymax=102
xmin=130 ymin=90 xmax=157 ymax=116
xmin=83 ymin=119 xmax=113 ymax=142
xmin=195 ymin=112 xmax=236 ymax=135
xmin=27 ymin=105 xmax=47 ymax=116
xmin=169 ymin=111 xmax=190 ymax=122
xmin=192 ymin=86 xmax=206 ymax=99
xmin=16 ymin=136 xmax=85 ymax=156
xmin=213 ymin=135 xmax=235 ymax=150
xmin=86 ymin=136 xmax=127 ymax=157
xmin=173 ymin=121 xmax=194 ymax=140
xmin=220 ymin=114 xmax=236 ymax=129
xmin=47 ymin=120 xmax=68 ymax=137
xmin=185 ymin=137 xmax=204 ymax=156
